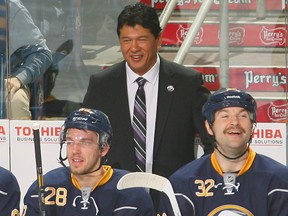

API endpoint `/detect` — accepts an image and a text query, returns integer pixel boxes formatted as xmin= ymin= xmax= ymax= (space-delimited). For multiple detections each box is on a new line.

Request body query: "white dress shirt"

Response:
xmin=126 ymin=56 xmax=160 ymax=173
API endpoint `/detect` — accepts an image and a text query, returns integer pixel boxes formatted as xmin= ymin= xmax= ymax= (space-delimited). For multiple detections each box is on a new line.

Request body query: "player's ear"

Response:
xmin=205 ymin=120 xmax=214 ymax=136
xmin=100 ymin=144 xmax=110 ymax=157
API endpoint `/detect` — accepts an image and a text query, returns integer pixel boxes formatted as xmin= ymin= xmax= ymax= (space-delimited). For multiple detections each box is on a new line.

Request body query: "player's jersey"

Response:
xmin=158 ymin=148 xmax=288 ymax=216
xmin=22 ymin=166 xmax=155 ymax=216
xmin=0 ymin=167 xmax=20 ymax=216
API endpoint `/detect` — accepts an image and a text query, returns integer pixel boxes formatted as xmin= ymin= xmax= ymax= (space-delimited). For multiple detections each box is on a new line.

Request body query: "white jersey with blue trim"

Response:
xmin=23 ymin=166 xmax=155 ymax=216
xmin=158 ymin=148 xmax=288 ymax=216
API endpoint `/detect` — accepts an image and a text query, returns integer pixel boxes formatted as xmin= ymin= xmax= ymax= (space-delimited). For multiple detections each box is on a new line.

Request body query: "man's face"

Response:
xmin=205 ymin=107 xmax=253 ymax=156
xmin=65 ymin=128 xmax=107 ymax=175
xmin=119 ymin=24 xmax=162 ymax=76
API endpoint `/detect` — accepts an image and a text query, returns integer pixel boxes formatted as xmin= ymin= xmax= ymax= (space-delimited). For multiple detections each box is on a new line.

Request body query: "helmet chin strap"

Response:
xmin=80 ymin=156 xmax=108 ymax=175
xmin=79 ymin=162 xmax=103 ymax=175
xmin=215 ymin=143 xmax=250 ymax=160
xmin=210 ymin=123 xmax=256 ymax=161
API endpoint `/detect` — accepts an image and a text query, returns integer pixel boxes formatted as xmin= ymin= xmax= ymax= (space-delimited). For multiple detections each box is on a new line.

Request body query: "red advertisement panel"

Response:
xmin=162 ymin=23 xmax=287 ymax=47
xmin=140 ymin=0 xmax=283 ymax=11
xmin=195 ymin=67 xmax=220 ymax=91
xmin=191 ymin=67 xmax=287 ymax=92
xmin=257 ymin=100 xmax=288 ymax=123
xmin=229 ymin=67 xmax=286 ymax=92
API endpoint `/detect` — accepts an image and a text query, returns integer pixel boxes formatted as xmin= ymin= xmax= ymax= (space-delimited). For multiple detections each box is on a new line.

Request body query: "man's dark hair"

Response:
xmin=117 ymin=2 xmax=162 ymax=38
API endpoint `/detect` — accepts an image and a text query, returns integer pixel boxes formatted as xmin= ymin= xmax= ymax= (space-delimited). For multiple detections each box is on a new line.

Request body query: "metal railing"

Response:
xmin=159 ymin=0 xmax=268 ymax=88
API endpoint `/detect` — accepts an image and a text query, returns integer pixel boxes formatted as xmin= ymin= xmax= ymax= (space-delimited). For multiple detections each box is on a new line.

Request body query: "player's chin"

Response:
xmin=70 ymin=167 xmax=85 ymax=175
xmin=69 ymin=162 xmax=84 ymax=173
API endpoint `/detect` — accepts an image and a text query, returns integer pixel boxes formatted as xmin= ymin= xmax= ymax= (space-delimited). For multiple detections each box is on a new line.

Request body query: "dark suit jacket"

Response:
xmin=83 ymin=57 xmax=213 ymax=178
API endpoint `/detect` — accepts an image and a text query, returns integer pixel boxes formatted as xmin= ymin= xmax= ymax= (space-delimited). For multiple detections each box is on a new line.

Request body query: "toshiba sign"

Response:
xmin=251 ymin=123 xmax=286 ymax=164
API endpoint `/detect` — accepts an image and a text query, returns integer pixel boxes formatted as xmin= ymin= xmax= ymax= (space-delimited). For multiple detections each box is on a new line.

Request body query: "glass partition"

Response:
xmin=1 ymin=0 xmax=287 ymax=160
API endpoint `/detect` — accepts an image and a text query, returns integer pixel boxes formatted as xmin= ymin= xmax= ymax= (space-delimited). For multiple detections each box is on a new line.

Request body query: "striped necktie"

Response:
xmin=133 ymin=77 xmax=146 ymax=172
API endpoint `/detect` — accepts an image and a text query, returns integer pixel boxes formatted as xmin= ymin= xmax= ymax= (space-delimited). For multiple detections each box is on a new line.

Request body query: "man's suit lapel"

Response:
xmin=153 ymin=58 xmax=175 ymax=157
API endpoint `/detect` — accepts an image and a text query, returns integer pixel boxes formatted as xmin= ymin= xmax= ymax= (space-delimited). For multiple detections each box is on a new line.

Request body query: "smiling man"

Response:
xmin=158 ymin=88 xmax=288 ymax=216
xmin=83 ymin=2 xmax=212 ymax=209
xmin=22 ymin=108 xmax=154 ymax=216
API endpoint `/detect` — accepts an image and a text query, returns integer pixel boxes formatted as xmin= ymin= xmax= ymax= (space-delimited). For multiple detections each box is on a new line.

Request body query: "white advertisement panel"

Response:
xmin=250 ymin=122 xmax=287 ymax=165
xmin=0 ymin=119 xmax=10 ymax=169
xmin=10 ymin=120 xmax=64 ymax=209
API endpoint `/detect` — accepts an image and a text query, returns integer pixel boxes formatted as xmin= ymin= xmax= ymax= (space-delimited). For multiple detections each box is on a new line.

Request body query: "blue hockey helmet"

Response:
xmin=60 ymin=108 xmax=113 ymax=147
xmin=202 ymin=88 xmax=257 ymax=124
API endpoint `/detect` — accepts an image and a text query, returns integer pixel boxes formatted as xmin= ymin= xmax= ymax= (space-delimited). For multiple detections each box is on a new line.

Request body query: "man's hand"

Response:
xmin=4 ymin=77 xmax=22 ymax=99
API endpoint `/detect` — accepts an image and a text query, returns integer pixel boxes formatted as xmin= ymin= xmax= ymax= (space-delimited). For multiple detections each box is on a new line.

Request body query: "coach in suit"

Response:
xmin=83 ymin=3 xmax=213 ymax=179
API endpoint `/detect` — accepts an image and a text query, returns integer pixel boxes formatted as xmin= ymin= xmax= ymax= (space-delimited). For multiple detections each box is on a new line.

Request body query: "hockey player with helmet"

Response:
xmin=158 ymin=88 xmax=288 ymax=216
xmin=22 ymin=108 xmax=155 ymax=215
